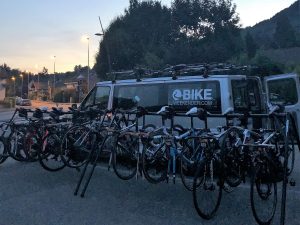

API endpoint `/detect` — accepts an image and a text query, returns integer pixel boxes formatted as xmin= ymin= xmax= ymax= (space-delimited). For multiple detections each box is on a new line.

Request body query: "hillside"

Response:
xmin=247 ymin=1 xmax=300 ymax=48
xmin=260 ymin=47 xmax=300 ymax=65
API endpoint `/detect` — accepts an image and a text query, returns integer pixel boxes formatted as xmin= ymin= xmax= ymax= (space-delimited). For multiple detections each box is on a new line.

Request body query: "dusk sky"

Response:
xmin=0 ymin=0 xmax=296 ymax=73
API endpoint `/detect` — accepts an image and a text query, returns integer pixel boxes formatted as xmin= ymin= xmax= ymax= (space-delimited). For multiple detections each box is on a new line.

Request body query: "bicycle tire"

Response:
xmin=142 ymin=137 xmax=168 ymax=184
xmin=221 ymin=127 xmax=245 ymax=188
xmin=180 ymin=136 xmax=202 ymax=191
xmin=0 ymin=137 xmax=8 ymax=164
xmin=250 ymin=165 xmax=277 ymax=225
xmin=193 ymin=158 xmax=223 ymax=220
xmin=39 ymin=133 xmax=66 ymax=172
xmin=112 ymin=134 xmax=138 ymax=180
xmin=60 ymin=125 xmax=91 ymax=168
xmin=8 ymin=128 xmax=30 ymax=162
xmin=285 ymin=130 xmax=295 ymax=176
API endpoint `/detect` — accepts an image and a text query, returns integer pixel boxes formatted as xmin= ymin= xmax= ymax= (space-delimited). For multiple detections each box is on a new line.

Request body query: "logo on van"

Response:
xmin=172 ymin=89 xmax=213 ymax=101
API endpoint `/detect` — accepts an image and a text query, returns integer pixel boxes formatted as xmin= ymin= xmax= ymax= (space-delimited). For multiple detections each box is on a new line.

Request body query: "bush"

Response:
xmin=1 ymin=97 xmax=15 ymax=108
xmin=54 ymin=90 xmax=78 ymax=103
xmin=250 ymin=54 xmax=284 ymax=76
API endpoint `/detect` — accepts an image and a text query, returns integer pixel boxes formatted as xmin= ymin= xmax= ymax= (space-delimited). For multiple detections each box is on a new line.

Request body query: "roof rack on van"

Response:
xmin=107 ymin=63 xmax=258 ymax=82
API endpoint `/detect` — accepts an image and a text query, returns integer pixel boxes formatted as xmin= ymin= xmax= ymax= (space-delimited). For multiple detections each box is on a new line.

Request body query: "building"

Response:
xmin=28 ymin=80 xmax=49 ymax=100
xmin=0 ymin=79 xmax=6 ymax=101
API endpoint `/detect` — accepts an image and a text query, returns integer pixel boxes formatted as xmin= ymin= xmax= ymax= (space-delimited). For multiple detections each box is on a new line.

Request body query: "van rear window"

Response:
xmin=113 ymin=81 xmax=221 ymax=113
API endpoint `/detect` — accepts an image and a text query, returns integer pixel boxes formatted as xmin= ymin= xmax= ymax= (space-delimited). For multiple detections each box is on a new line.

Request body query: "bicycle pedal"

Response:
xmin=289 ymin=178 xmax=296 ymax=187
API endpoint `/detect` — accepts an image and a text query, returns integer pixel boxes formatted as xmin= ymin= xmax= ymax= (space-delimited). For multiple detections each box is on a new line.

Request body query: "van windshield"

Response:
xmin=80 ymin=86 xmax=110 ymax=110
xmin=113 ymin=81 xmax=221 ymax=113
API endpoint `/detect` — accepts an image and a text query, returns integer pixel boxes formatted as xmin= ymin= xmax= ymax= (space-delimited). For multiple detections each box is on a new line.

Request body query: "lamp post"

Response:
xmin=53 ymin=56 xmax=56 ymax=100
xmin=20 ymin=74 xmax=23 ymax=98
xmin=11 ymin=76 xmax=16 ymax=97
xmin=87 ymin=37 xmax=90 ymax=91
xmin=25 ymin=70 xmax=30 ymax=98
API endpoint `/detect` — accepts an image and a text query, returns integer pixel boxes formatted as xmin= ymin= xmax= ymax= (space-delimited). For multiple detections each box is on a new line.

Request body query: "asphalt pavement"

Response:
xmin=0 ymin=153 xmax=299 ymax=225
xmin=0 ymin=110 xmax=16 ymax=124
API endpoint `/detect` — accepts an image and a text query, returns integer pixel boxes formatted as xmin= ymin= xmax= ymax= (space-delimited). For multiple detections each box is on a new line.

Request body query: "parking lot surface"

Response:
xmin=0 ymin=156 xmax=300 ymax=225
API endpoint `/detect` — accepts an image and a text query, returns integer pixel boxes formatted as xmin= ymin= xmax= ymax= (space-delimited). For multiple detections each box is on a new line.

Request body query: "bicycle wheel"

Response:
xmin=22 ymin=129 xmax=41 ymax=162
xmin=113 ymin=133 xmax=138 ymax=180
xmin=180 ymin=136 xmax=202 ymax=191
xmin=8 ymin=127 xmax=29 ymax=162
xmin=60 ymin=125 xmax=91 ymax=168
xmin=221 ymin=127 xmax=245 ymax=188
xmin=285 ymin=131 xmax=295 ymax=176
xmin=142 ymin=139 xmax=168 ymax=184
xmin=250 ymin=165 xmax=277 ymax=225
xmin=193 ymin=158 xmax=223 ymax=220
xmin=0 ymin=137 xmax=8 ymax=164
xmin=39 ymin=133 xmax=66 ymax=172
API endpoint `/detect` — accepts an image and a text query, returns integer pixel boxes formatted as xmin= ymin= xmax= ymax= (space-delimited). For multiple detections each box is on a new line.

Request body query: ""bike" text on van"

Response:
xmin=172 ymin=89 xmax=213 ymax=101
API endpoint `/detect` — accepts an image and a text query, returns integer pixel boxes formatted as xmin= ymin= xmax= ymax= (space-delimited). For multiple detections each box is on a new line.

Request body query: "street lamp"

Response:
xmin=11 ymin=76 xmax=16 ymax=97
xmin=20 ymin=74 xmax=23 ymax=98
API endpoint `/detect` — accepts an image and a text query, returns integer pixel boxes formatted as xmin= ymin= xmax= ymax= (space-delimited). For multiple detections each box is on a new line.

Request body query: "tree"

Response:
xmin=42 ymin=67 xmax=48 ymax=75
xmin=245 ymin=32 xmax=257 ymax=59
xmin=171 ymin=0 xmax=240 ymax=39
xmin=94 ymin=0 xmax=242 ymax=80
xmin=274 ymin=15 xmax=297 ymax=48
xmin=95 ymin=1 xmax=172 ymax=80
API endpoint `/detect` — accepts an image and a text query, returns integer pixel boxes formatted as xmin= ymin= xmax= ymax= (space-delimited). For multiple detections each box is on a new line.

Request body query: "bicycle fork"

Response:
xmin=167 ymin=147 xmax=177 ymax=184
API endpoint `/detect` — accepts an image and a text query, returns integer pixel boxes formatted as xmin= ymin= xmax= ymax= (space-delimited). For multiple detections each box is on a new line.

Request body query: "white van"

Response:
xmin=79 ymin=74 xmax=265 ymax=128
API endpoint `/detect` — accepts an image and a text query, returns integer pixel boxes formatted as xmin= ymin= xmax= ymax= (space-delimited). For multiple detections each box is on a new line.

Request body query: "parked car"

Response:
xmin=19 ymin=99 xmax=31 ymax=106
xmin=15 ymin=97 xmax=22 ymax=105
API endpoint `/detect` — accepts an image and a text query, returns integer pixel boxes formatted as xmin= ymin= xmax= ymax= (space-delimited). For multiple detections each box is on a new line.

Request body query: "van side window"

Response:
xmin=268 ymin=78 xmax=298 ymax=105
xmin=167 ymin=81 xmax=221 ymax=113
xmin=95 ymin=86 xmax=110 ymax=109
xmin=113 ymin=84 xmax=164 ymax=111
xmin=232 ymin=80 xmax=248 ymax=111
xmin=247 ymin=78 xmax=262 ymax=112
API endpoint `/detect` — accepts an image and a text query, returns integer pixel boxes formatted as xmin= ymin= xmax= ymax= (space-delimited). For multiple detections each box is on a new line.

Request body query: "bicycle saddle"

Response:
xmin=186 ymin=107 xmax=207 ymax=121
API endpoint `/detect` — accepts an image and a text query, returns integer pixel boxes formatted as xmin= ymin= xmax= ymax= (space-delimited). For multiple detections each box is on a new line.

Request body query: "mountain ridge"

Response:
xmin=246 ymin=0 xmax=300 ymax=49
